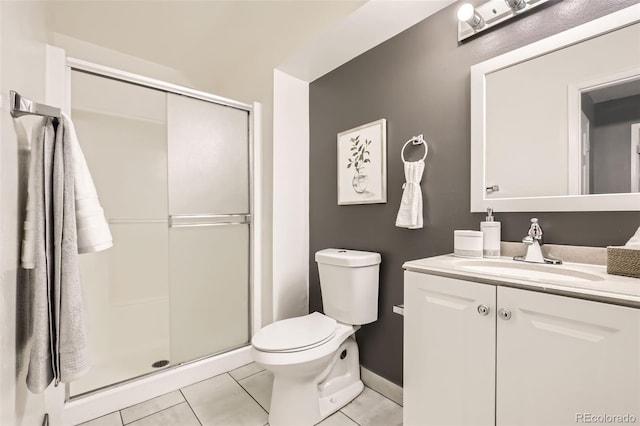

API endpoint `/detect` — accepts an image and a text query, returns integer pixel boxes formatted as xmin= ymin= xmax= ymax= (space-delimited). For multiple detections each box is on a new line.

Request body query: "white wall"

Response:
xmin=272 ymin=69 xmax=309 ymax=321
xmin=0 ymin=2 xmax=50 ymax=425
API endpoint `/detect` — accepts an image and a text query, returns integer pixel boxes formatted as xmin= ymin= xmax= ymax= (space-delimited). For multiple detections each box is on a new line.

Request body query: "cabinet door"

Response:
xmin=404 ymin=272 xmax=496 ymax=426
xmin=497 ymin=287 xmax=640 ymax=425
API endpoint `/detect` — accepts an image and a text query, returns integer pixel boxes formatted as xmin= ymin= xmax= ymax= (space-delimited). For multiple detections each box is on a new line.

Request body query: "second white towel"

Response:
xmin=395 ymin=159 xmax=425 ymax=229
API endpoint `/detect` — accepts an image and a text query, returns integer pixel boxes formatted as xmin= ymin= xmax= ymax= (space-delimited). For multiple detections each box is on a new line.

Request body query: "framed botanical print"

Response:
xmin=337 ymin=119 xmax=387 ymax=205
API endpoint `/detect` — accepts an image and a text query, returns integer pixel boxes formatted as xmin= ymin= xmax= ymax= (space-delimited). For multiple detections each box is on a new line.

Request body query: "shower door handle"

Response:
xmin=169 ymin=214 xmax=251 ymax=228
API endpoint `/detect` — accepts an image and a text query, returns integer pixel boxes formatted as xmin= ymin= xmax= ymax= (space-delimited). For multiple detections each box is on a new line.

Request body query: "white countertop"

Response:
xmin=403 ymin=254 xmax=640 ymax=308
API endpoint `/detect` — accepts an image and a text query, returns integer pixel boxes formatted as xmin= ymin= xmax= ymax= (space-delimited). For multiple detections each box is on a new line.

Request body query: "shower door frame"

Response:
xmin=43 ymin=46 xmax=263 ymax=425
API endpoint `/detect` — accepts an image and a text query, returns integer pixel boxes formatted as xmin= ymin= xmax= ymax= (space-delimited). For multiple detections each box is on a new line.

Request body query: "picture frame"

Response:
xmin=337 ymin=118 xmax=387 ymax=205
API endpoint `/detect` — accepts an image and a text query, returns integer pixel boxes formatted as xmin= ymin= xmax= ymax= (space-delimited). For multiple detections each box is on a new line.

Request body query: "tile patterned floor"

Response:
xmin=78 ymin=363 xmax=403 ymax=426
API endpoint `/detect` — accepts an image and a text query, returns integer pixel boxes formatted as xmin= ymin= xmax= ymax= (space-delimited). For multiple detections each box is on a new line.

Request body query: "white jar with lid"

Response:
xmin=454 ymin=230 xmax=484 ymax=258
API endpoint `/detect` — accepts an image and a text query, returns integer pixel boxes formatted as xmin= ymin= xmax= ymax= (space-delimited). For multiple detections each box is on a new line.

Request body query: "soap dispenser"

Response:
xmin=481 ymin=208 xmax=501 ymax=258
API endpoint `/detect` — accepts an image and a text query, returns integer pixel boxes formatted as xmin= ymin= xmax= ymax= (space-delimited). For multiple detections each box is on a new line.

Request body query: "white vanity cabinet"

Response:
xmin=404 ymin=270 xmax=640 ymax=426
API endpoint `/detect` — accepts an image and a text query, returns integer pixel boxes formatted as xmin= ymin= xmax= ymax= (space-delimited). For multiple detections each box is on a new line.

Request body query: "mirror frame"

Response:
xmin=470 ymin=5 xmax=640 ymax=212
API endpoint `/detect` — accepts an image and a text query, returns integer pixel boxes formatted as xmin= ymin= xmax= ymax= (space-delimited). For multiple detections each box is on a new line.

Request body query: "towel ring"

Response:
xmin=401 ymin=134 xmax=428 ymax=163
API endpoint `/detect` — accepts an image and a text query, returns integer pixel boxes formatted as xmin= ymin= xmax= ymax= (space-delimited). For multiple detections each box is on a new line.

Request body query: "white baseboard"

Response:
xmin=360 ymin=366 xmax=403 ymax=406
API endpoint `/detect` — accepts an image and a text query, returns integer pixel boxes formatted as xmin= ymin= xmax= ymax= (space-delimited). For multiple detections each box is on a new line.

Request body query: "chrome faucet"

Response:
xmin=513 ymin=218 xmax=562 ymax=264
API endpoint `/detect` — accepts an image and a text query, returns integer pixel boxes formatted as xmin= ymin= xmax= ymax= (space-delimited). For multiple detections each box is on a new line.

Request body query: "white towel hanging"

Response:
xmin=396 ymin=135 xmax=428 ymax=229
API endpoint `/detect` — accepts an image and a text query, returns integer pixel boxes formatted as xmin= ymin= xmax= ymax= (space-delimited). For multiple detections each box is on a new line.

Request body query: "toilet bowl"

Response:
xmin=251 ymin=249 xmax=381 ymax=426
xmin=251 ymin=313 xmax=363 ymax=426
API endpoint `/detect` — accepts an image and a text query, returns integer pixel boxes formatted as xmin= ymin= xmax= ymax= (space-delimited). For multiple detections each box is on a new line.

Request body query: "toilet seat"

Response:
xmin=252 ymin=312 xmax=337 ymax=353
xmin=251 ymin=321 xmax=357 ymax=368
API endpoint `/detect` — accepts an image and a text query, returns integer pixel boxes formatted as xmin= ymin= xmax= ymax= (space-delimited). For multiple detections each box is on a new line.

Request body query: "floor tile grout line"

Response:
xmin=179 ymin=388 xmax=203 ymax=426
xmin=117 ymin=390 xmax=185 ymax=424
xmin=230 ymin=367 xmax=266 ymax=382
xmin=231 ymin=372 xmax=270 ymax=415
xmin=363 ymin=385 xmax=403 ymax=408
xmin=177 ymin=363 xmax=263 ymax=390
xmin=339 ymin=409 xmax=362 ymax=426
xmin=118 ymin=410 xmax=125 ymax=426
xmin=120 ymin=401 xmax=187 ymax=425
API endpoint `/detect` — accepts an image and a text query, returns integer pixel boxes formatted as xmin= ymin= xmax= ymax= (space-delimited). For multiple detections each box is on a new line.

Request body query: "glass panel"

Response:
xmin=70 ymin=70 xmax=169 ymax=396
xmin=72 ymin=71 xmax=168 ymax=220
xmin=169 ymin=224 xmax=249 ymax=363
xmin=72 ymin=223 xmax=170 ymax=395
xmin=167 ymin=93 xmax=249 ymax=215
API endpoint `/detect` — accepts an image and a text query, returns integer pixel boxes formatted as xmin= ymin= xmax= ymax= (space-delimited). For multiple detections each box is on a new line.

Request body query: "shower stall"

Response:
xmin=62 ymin=60 xmax=258 ymax=403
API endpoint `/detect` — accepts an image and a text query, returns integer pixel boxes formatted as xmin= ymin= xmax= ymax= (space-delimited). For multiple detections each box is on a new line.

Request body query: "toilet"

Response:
xmin=251 ymin=248 xmax=381 ymax=426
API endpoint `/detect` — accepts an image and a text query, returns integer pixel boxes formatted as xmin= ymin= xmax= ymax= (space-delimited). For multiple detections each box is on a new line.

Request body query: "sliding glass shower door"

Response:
xmin=70 ymin=71 xmax=251 ymax=397
xmin=167 ymin=94 xmax=250 ymax=362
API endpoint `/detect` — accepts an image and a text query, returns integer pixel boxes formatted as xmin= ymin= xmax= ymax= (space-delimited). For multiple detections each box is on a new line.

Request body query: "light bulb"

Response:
xmin=457 ymin=3 xmax=475 ymax=22
xmin=457 ymin=3 xmax=484 ymax=29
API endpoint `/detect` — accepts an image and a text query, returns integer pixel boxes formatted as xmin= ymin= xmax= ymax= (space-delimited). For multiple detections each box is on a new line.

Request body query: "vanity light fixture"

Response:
xmin=457 ymin=0 xmax=550 ymax=42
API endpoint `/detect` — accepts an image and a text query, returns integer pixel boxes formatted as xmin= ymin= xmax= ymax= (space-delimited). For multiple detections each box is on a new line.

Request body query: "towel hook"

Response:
xmin=401 ymin=134 xmax=428 ymax=162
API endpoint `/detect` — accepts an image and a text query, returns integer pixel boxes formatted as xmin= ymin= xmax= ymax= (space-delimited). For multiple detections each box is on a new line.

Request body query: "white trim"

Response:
xmin=66 ymin=57 xmax=252 ymax=112
xmin=632 ymin=123 xmax=640 ymax=193
xmin=251 ymin=101 xmax=263 ymax=334
xmin=580 ymin=113 xmax=590 ymax=195
xmin=470 ymin=5 xmax=640 ymax=212
xmin=64 ymin=346 xmax=252 ymax=425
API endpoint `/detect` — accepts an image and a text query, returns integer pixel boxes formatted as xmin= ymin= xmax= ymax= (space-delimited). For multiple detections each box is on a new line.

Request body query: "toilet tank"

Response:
xmin=315 ymin=249 xmax=381 ymax=325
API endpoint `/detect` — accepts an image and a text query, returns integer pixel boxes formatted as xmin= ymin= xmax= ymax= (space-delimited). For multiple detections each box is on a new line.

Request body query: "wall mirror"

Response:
xmin=470 ymin=5 xmax=640 ymax=212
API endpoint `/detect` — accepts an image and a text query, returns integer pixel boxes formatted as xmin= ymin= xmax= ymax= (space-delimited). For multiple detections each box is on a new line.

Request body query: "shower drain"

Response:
xmin=152 ymin=360 xmax=170 ymax=368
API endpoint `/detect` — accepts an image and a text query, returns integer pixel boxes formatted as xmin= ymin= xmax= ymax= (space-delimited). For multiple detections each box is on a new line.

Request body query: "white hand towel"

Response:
xmin=395 ymin=159 xmax=425 ymax=229
xmin=61 ymin=113 xmax=113 ymax=253
xmin=624 ymin=226 xmax=640 ymax=249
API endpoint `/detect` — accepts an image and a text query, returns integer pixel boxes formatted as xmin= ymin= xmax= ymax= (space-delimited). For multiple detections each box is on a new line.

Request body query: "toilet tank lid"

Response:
xmin=315 ymin=248 xmax=381 ymax=267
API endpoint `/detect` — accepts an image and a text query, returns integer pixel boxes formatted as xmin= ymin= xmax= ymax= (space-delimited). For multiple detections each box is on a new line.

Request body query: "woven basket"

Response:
xmin=607 ymin=246 xmax=640 ymax=279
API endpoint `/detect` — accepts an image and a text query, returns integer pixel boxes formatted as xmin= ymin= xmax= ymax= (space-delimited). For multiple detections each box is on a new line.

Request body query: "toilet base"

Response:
xmin=268 ymin=337 xmax=363 ymax=426
xmin=318 ymin=379 xmax=364 ymax=420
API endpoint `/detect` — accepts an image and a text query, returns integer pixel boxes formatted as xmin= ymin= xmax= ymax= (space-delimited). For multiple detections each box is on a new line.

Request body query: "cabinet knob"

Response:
xmin=477 ymin=304 xmax=490 ymax=316
xmin=498 ymin=308 xmax=512 ymax=320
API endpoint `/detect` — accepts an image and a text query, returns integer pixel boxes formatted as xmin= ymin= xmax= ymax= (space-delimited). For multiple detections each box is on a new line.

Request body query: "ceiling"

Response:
xmin=49 ymin=0 xmax=454 ymax=100
xmin=49 ymin=0 xmax=364 ymax=95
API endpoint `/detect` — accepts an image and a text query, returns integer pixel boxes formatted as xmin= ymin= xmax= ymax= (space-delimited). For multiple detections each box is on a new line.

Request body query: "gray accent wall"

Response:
xmin=309 ymin=0 xmax=640 ymax=386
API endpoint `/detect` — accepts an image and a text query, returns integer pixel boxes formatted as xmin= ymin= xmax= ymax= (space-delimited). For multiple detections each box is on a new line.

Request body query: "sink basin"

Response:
xmin=455 ymin=260 xmax=604 ymax=284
